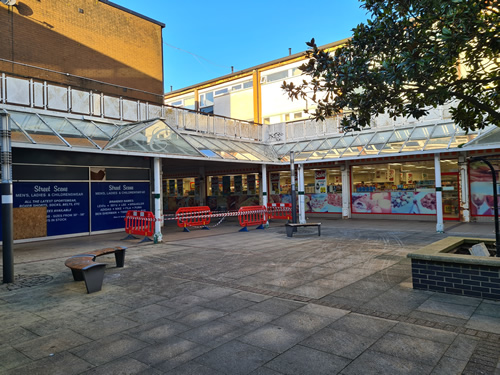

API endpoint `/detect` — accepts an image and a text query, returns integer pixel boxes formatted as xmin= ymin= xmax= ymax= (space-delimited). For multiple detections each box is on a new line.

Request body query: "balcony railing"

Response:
xmin=0 ymin=73 xmax=262 ymax=142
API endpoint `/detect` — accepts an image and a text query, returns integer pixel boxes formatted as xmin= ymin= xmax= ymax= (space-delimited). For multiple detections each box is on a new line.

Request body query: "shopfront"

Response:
xmin=268 ymin=168 xmax=343 ymax=214
xmin=351 ymin=159 xmax=459 ymax=220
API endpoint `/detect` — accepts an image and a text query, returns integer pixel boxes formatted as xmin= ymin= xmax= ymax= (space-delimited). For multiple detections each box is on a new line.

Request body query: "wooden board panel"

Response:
xmin=13 ymin=207 xmax=47 ymax=240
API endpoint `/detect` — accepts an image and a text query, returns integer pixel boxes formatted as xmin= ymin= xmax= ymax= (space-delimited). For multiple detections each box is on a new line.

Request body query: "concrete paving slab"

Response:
xmin=264 ymin=344 xmax=350 ymax=375
xmin=193 ymin=340 xmax=276 ymax=375
xmin=2 ymin=218 xmax=500 ymax=374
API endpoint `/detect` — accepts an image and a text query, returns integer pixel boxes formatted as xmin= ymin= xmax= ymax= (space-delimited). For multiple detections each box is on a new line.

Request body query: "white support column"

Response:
xmin=341 ymin=164 xmax=351 ymax=219
xmin=298 ymin=164 xmax=306 ymax=223
xmin=153 ymin=157 xmax=163 ymax=242
xmin=435 ymin=154 xmax=444 ymax=233
xmin=459 ymin=154 xmax=470 ymax=222
xmin=261 ymin=164 xmax=268 ymax=207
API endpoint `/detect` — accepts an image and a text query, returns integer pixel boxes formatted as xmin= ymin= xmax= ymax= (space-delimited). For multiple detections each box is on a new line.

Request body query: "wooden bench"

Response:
xmin=285 ymin=223 xmax=321 ymax=237
xmin=65 ymin=247 xmax=126 ymax=294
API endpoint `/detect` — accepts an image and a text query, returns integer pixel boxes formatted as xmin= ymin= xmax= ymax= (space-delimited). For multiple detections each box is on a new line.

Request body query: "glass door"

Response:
xmin=442 ymin=173 xmax=460 ymax=220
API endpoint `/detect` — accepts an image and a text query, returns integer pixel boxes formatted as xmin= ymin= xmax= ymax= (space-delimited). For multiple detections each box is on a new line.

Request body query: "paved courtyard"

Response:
xmin=1 ymin=218 xmax=500 ymax=374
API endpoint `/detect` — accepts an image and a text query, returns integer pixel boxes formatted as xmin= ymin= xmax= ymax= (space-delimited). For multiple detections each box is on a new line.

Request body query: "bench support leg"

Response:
xmin=318 ymin=226 xmax=321 ymax=236
xmin=285 ymin=225 xmax=294 ymax=237
xmin=114 ymin=249 xmax=126 ymax=268
xmin=83 ymin=264 xmax=106 ymax=294
xmin=71 ymin=269 xmax=84 ymax=282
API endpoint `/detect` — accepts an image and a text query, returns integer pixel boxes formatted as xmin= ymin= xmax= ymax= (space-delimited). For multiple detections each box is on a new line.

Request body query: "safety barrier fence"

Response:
xmin=176 ymin=206 xmax=212 ymax=232
xmin=124 ymin=210 xmax=155 ymax=242
xmin=267 ymin=203 xmax=292 ymax=220
xmin=238 ymin=205 xmax=268 ymax=232
xmin=122 ymin=206 xmax=292 ymax=239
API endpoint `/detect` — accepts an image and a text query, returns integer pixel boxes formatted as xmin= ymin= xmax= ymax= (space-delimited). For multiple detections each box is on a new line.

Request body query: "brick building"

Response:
xmin=0 ymin=0 xmax=164 ymax=103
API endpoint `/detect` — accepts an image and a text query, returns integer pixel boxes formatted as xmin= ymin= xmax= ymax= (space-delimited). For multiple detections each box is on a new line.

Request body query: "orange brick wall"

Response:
xmin=0 ymin=0 xmax=164 ymax=103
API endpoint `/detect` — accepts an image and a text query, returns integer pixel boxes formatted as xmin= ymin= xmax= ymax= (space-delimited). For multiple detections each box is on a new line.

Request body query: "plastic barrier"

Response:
xmin=238 ymin=205 xmax=267 ymax=232
xmin=176 ymin=206 xmax=212 ymax=232
xmin=267 ymin=203 xmax=292 ymax=220
xmin=124 ymin=210 xmax=155 ymax=242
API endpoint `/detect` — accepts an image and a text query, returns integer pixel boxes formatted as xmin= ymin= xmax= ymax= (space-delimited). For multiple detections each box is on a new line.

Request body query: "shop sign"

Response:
xmin=234 ymin=175 xmax=243 ymax=194
xmin=91 ymin=182 xmax=150 ymax=232
xmin=315 ymin=170 xmax=327 ymax=193
xmin=247 ymin=174 xmax=256 ymax=194
xmin=11 ymin=182 xmax=89 ymax=237
xmin=271 ymin=173 xmax=280 ymax=194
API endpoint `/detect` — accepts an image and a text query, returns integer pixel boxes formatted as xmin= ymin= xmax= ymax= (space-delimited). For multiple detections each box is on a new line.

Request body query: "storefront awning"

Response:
xmin=4 ymin=110 xmax=278 ymax=163
xmin=4 ymin=108 xmax=497 ymax=165
xmin=275 ymin=122 xmax=495 ymax=162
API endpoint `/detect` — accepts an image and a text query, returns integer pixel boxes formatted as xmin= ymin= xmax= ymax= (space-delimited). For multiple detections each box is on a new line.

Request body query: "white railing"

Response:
xmin=0 ymin=73 xmax=262 ymax=141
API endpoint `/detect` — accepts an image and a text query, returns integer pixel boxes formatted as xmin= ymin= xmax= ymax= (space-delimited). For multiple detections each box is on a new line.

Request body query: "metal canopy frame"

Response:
xmin=3 ymin=108 xmax=496 ymax=165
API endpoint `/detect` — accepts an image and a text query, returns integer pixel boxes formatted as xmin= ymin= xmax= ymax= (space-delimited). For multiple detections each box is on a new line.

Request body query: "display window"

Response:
xmin=351 ymin=159 xmax=458 ymax=217
xmin=269 ymin=169 xmax=343 ymax=213
xmin=163 ymin=177 xmax=199 ymax=211
xmin=207 ymin=174 xmax=260 ymax=211
xmin=470 ymin=160 xmax=500 ymax=217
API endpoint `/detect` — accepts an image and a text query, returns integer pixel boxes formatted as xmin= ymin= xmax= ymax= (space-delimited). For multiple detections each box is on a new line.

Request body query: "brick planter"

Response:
xmin=408 ymin=237 xmax=500 ymax=300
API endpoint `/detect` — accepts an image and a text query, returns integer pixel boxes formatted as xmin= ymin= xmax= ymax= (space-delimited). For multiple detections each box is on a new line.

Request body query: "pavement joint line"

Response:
xmin=167 ymin=271 xmax=500 ymax=347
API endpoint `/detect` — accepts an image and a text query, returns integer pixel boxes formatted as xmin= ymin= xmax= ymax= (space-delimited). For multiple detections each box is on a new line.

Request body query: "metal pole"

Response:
xmin=290 ymin=151 xmax=297 ymax=224
xmin=435 ymin=154 xmax=444 ymax=233
xmin=472 ymin=157 xmax=500 ymax=257
xmin=153 ymin=157 xmax=163 ymax=243
xmin=1 ymin=113 xmax=14 ymax=283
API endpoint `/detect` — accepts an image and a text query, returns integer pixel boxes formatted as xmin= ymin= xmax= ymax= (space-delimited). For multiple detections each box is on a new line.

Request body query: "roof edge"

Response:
xmin=98 ymin=0 xmax=165 ymax=28
xmin=165 ymin=38 xmax=350 ymax=97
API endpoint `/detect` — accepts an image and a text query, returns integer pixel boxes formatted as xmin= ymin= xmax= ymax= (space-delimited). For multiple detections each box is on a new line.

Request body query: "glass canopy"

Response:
xmin=280 ymin=122 xmax=491 ymax=162
xmin=3 ymin=108 xmax=494 ymax=165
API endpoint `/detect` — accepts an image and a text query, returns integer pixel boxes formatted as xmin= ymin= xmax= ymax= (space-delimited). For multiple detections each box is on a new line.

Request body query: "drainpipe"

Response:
xmin=153 ymin=157 xmax=163 ymax=243
xmin=1 ymin=113 xmax=13 ymax=283
xmin=435 ymin=154 xmax=444 ymax=233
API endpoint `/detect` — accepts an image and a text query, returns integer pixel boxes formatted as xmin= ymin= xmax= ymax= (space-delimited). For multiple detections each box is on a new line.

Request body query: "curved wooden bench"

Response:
xmin=64 ymin=256 xmax=106 ymax=293
xmin=76 ymin=247 xmax=126 ymax=268
xmin=65 ymin=247 xmax=126 ymax=294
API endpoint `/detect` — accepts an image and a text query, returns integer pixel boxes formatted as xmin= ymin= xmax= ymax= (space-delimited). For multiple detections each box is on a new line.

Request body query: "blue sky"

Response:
xmin=113 ymin=0 xmax=370 ymax=93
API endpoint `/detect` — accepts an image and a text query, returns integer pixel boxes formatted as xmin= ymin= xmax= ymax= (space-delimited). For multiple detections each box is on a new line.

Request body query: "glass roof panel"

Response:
xmin=431 ymin=123 xmax=456 ymax=138
xmin=409 ymin=125 xmax=435 ymax=140
xmin=232 ymin=141 xmax=276 ymax=162
xmin=185 ymin=137 xmax=223 ymax=158
xmin=291 ymin=141 xmax=310 ymax=153
xmin=461 ymin=125 xmax=500 ymax=148
xmin=216 ymin=139 xmax=253 ymax=161
xmin=361 ymin=130 xmax=394 ymax=155
xmin=295 ymin=140 xmax=327 ymax=161
xmin=39 ymin=115 xmax=96 ymax=148
xmin=350 ymin=133 xmax=373 ymax=147
xmin=198 ymin=138 xmax=238 ymax=160
xmin=9 ymin=111 xmax=66 ymax=146
xmin=107 ymin=120 xmax=202 ymax=156
xmin=66 ymin=118 xmax=116 ymax=148
xmin=275 ymin=143 xmax=297 ymax=159
xmin=379 ymin=128 xmax=412 ymax=154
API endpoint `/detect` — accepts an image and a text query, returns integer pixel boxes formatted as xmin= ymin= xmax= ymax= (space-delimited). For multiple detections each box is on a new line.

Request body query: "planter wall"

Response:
xmin=408 ymin=237 xmax=500 ymax=300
